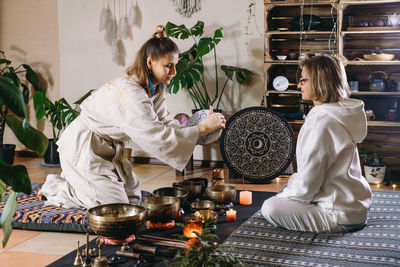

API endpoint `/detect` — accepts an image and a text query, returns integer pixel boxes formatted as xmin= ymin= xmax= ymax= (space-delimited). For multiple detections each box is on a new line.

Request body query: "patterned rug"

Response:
xmin=0 ymin=183 xmax=152 ymax=233
xmin=218 ymin=191 xmax=400 ymax=267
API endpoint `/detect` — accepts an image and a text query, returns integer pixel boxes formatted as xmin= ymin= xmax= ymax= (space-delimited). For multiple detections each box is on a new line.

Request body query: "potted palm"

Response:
xmin=360 ymin=150 xmax=386 ymax=184
xmin=165 ymin=21 xmax=255 ymax=111
xmin=33 ymin=89 xmax=94 ymax=165
xmin=0 ymin=62 xmax=48 ymax=247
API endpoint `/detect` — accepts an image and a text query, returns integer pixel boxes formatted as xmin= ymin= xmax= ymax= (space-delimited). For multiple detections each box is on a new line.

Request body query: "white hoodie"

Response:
xmin=278 ymin=98 xmax=372 ymax=225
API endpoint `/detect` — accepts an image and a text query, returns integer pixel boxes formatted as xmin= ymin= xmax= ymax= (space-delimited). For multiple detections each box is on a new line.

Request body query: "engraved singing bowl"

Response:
xmin=141 ymin=196 xmax=180 ymax=223
xmin=184 ymin=177 xmax=208 ymax=192
xmin=190 ymin=200 xmax=215 ymax=211
xmin=172 ymin=181 xmax=203 ymax=199
xmin=205 ymin=185 xmax=237 ymax=204
xmin=87 ymin=203 xmax=146 ymax=238
xmin=153 ymin=187 xmax=188 ymax=207
xmin=194 ymin=210 xmax=219 ymax=225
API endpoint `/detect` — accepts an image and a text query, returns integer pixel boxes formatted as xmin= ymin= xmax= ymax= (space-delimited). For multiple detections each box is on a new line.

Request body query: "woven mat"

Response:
xmin=218 ymin=191 xmax=400 ymax=267
xmin=0 ymin=183 xmax=151 ymax=233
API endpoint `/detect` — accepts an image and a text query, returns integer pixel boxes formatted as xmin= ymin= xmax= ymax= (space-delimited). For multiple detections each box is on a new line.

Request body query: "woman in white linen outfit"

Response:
xmin=261 ymin=55 xmax=372 ymax=233
xmin=40 ymin=26 xmax=226 ymax=209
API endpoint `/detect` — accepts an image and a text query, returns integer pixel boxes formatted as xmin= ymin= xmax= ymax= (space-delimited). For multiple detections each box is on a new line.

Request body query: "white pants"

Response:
xmin=261 ymin=196 xmax=341 ymax=233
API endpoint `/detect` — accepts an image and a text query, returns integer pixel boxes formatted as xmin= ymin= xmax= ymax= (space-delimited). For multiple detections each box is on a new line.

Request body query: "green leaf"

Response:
xmin=0 ymin=59 xmax=11 ymax=65
xmin=22 ymin=64 xmax=41 ymax=91
xmin=5 ymin=114 xmax=49 ymax=155
xmin=0 ymin=76 xmax=27 ymax=118
xmin=0 ymin=180 xmax=6 ymax=201
xmin=189 ymin=21 xmax=204 ymax=37
xmin=21 ymin=83 xmax=30 ymax=104
xmin=73 ymin=89 xmax=95 ymax=105
xmin=0 ymin=160 xmax=31 ymax=194
xmin=165 ymin=22 xmax=190 ymax=40
xmin=3 ymin=69 xmax=20 ymax=86
xmin=0 ymin=191 xmax=17 ymax=248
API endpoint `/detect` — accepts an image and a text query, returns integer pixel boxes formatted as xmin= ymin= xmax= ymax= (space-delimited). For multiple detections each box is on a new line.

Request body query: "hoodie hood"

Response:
xmin=308 ymin=98 xmax=367 ymax=143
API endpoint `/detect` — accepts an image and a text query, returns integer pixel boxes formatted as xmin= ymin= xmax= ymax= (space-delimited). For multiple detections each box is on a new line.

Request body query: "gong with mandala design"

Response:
xmin=220 ymin=107 xmax=295 ymax=183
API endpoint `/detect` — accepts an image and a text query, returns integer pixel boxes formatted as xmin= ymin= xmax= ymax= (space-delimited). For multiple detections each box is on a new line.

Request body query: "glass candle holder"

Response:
xmin=183 ymin=215 xmax=203 ymax=238
xmin=226 ymin=208 xmax=237 ymax=222
xmin=239 ymin=191 xmax=252 ymax=205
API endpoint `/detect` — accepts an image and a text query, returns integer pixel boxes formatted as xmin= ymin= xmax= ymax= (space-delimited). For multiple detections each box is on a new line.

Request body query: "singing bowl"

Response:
xmin=194 ymin=210 xmax=218 ymax=224
xmin=172 ymin=181 xmax=203 ymax=199
xmin=205 ymin=185 xmax=237 ymax=204
xmin=184 ymin=177 xmax=208 ymax=192
xmin=363 ymin=53 xmax=395 ymax=61
xmin=87 ymin=203 xmax=146 ymax=238
xmin=190 ymin=200 xmax=215 ymax=211
xmin=141 ymin=196 xmax=180 ymax=223
xmin=153 ymin=187 xmax=188 ymax=207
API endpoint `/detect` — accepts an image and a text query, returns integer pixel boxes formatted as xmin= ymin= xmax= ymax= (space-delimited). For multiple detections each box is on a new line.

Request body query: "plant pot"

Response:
xmin=44 ymin=139 xmax=60 ymax=165
xmin=191 ymin=109 xmax=223 ymax=115
xmin=0 ymin=144 xmax=16 ymax=165
xmin=364 ymin=165 xmax=386 ymax=184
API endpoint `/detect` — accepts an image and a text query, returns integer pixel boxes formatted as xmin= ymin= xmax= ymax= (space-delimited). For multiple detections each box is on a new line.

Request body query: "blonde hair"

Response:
xmin=126 ymin=25 xmax=179 ymax=97
xmin=300 ymin=55 xmax=350 ymax=103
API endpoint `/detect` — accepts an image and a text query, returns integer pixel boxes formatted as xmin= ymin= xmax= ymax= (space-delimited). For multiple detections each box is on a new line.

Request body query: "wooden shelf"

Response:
xmin=343 ymin=30 xmax=400 ymax=35
xmin=345 ymin=60 xmax=400 ymax=65
xmin=340 ymin=0 xmax=400 ymax=4
xmin=267 ymin=90 xmax=300 ymax=94
xmin=267 ymin=31 xmax=336 ymax=36
xmin=289 ymin=120 xmax=400 ymax=127
xmin=265 ymin=0 xmax=336 ymax=6
xmin=264 ymin=58 xmax=299 ymax=64
xmin=351 ymin=91 xmax=400 ymax=96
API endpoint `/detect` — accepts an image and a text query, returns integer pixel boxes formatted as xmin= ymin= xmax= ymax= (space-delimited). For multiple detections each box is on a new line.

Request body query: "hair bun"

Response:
xmin=154 ymin=25 xmax=166 ymax=39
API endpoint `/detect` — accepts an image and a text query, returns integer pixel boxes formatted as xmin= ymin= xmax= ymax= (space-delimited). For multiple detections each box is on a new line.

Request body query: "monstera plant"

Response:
xmin=166 ymin=21 xmax=255 ymax=110
xmin=0 ymin=51 xmax=48 ymax=247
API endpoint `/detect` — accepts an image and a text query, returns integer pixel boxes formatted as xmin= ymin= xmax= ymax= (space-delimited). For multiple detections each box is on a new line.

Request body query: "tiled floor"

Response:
xmin=0 ymin=156 xmax=395 ymax=266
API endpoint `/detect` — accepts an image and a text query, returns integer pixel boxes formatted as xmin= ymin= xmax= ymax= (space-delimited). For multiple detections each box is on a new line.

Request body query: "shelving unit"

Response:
xmin=264 ymin=0 xmax=400 ymax=174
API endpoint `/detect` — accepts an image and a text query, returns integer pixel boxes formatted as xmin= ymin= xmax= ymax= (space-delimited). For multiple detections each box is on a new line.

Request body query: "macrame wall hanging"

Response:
xmin=99 ymin=0 xmax=139 ymax=66
xmin=171 ymin=0 xmax=202 ymax=18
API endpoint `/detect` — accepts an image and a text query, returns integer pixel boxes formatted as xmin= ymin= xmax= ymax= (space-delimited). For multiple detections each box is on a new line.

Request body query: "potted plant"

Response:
xmin=33 ymin=89 xmax=94 ymax=165
xmin=360 ymin=150 xmax=386 ymax=184
xmin=165 ymin=21 xmax=255 ymax=111
xmin=0 ymin=51 xmax=46 ymax=164
xmin=0 ymin=64 xmax=48 ymax=247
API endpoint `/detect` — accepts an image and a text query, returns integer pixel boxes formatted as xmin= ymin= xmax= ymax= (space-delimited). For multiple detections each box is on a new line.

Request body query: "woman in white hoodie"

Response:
xmin=261 ymin=55 xmax=372 ymax=233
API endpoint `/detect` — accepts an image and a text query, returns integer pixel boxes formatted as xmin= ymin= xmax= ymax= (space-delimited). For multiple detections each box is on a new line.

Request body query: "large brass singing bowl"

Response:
xmin=87 ymin=203 xmax=146 ymax=238
xmin=172 ymin=181 xmax=203 ymax=199
xmin=141 ymin=196 xmax=180 ymax=223
xmin=153 ymin=187 xmax=188 ymax=207
xmin=205 ymin=185 xmax=237 ymax=204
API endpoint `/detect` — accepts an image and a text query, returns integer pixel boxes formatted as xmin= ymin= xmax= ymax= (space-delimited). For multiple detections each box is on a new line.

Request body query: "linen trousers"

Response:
xmin=261 ymin=196 xmax=342 ymax=233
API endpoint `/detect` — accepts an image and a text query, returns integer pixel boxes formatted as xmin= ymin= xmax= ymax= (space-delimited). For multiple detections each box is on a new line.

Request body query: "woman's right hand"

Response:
xmin=197 ymin=106 xmax=226 ymax=136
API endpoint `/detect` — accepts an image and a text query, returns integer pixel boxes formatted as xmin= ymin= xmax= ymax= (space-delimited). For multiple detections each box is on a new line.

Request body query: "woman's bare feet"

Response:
xmin=38 ymin=191 xmax=47 ymax=201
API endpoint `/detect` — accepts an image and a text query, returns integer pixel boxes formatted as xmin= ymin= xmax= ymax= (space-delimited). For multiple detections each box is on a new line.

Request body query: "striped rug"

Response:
xmin=218 ymin=191 xmax=400 ymax=267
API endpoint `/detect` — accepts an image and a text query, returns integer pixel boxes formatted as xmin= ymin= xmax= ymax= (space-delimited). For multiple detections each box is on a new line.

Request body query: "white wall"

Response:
xmin=57 ymin=0 xmax=265 ymax=160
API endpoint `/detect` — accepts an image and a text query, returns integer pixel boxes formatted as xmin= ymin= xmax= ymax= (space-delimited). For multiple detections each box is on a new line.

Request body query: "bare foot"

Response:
xmin=38 ymin=191 xmax=47 ymax=201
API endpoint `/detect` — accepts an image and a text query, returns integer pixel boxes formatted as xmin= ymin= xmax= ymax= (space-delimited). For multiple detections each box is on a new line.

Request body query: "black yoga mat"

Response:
xmin=47 ymin=190 xmax=275 ymax=267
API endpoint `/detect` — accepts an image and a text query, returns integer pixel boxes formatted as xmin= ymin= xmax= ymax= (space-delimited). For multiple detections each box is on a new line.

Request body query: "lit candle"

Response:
xmin=276 ymin=177 xmax=280 ymax=183
xmin=239 ymin=191 xmax=252 ymax=205
xmin=393 ymin=184 xmax=397 ymax=191
xmin=183 ymin=216 xmax=203 ymax=238
xmin=226 ymin=209 xmax=237 ymax=222
xmin=376 ymin=183 xmax=381 ymax=191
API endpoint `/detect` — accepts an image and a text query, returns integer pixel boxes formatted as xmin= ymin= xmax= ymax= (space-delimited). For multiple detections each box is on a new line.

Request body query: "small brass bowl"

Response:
xmin=194 ymin=210 xmax=218 ymax=224
xmin=190 ymin=200 xmax=215 ymax=211
xmin=153 ymin=187 xmax=188 ymax=207
xmin=185 ymin=178 xmax=208 ymax=192
xmin=141 ymin=196 xmax=180 ymax=223
xmin=88 ymin=203 xmax=146 ymax=238
xmin=173 ymin=181 xmax=203 ymax=199
xmin=205 ymin=185 xmax=237 ymax=204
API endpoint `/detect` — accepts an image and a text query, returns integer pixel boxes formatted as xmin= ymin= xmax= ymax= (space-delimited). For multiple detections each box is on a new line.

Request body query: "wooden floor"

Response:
xmin=0 ymin=155 xmax=396 ymax=266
